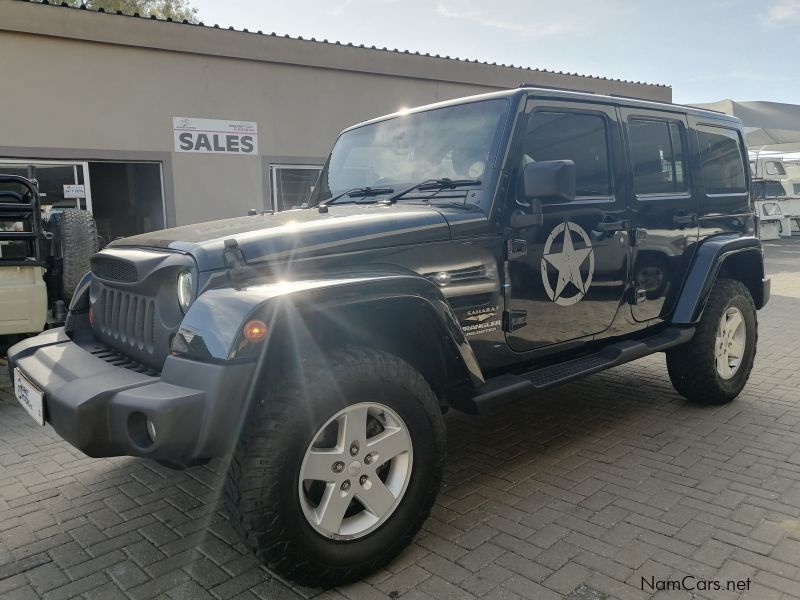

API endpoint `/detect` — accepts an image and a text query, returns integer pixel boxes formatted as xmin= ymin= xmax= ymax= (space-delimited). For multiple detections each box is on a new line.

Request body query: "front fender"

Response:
xmin=672 ymin=234 xmax=767 ymax=324
xmin=173 ymin=270 xmax=484 ymax=386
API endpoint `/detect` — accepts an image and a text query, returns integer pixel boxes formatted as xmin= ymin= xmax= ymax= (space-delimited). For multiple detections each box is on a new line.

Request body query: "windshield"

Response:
xmin=311 ymin=98 xmax=510 ymax=205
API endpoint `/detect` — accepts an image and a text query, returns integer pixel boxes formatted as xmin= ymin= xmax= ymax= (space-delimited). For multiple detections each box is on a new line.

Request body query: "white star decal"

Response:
xmin=540 ymin=221 xmax=595 ymax=306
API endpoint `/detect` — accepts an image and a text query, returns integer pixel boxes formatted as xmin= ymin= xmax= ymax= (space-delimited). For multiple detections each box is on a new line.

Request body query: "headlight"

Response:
xmin=177 ymin=270 xmax=195 ymax=313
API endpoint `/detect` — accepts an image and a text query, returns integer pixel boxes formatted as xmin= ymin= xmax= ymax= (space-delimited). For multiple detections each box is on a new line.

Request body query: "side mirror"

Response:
xmin=523 ymin=160 xmax=576 ymax=203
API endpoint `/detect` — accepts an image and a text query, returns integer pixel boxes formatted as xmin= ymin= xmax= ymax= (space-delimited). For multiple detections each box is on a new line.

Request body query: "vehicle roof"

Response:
xmin=342 ymin=87 xmax=742 ymax=134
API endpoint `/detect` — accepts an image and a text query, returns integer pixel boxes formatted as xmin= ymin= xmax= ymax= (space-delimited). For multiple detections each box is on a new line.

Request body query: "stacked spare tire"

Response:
xmin=47 ymin=208 xmax=99 ymax=302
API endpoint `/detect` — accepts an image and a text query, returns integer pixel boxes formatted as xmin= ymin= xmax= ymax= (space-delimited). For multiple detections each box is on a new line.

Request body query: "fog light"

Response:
xmin=243 ymin=319 xmax=268 ymax=343
xmin=146 ymin=419 xmax=157 ymax=443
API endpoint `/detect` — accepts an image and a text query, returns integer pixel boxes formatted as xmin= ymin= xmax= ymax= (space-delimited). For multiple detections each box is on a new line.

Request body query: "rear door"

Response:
xmin=620 ymin=108 xmax=699 ymax=322
xmin=504 ymin=98 xmax=630 ymax=351
xmin=690 ymin=120 xmax=751 ymax=238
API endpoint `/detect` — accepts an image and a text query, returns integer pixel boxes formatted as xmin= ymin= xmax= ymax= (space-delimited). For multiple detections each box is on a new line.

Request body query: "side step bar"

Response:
xmin=469 ymin=327 xmax=694 ymax=414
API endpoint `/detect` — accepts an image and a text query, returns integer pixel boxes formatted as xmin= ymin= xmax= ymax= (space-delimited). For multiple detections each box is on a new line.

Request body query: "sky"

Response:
xmin=190 ymin=0 xmax=800 ymax=105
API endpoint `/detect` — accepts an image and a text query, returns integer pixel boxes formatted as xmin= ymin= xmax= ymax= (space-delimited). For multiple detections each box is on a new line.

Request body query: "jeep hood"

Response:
xmin=108 ymin=204 xmax=466 ymax=271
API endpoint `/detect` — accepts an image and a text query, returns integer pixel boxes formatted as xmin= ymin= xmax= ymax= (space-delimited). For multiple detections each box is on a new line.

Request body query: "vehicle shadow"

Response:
xmin=440 ymin=354 xmax=699 ymax=496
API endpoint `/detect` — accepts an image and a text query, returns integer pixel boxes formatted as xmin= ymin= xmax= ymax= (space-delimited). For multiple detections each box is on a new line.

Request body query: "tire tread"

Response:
xmin=667 ymin=278 xmax=757 ymax=404
xmin=224 ymin=346 xmax=445 ymax=587
xmin=58 ymin=209 xmax=98 ymax=300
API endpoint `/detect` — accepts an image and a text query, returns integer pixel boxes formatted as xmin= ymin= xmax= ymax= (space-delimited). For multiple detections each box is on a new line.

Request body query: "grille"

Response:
xmin=424 ymin=265 xmax=488 ymax=285
xmin=91 ymin=257 xmax=137 ymax=283
xmin=447 ymin=265 xmax=487 ymax=282
xmin=87 ymin=343 xmax=160 ymax=376
xmin=96 ymin=287 xmax=156 ymax=354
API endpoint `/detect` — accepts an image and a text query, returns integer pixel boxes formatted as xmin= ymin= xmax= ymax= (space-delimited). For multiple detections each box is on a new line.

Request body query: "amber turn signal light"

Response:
xmin=243 ymin=319 xmax=268 ymax=342
xmin=88 ymin=307 xmax=94 ymax=326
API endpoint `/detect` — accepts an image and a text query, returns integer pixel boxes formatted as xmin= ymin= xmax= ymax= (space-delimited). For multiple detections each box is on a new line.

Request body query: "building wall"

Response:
xmin=0 ymin=0 xmax=672 ymax=226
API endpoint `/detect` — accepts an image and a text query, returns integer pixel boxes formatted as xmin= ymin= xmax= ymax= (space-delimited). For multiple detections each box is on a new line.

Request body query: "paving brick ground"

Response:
xmin=2 ymin=238 xmax=800 ymax=600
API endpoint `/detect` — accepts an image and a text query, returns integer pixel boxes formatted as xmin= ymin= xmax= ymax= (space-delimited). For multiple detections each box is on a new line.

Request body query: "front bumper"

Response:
xmin=7 ymin=329 xmax=255 ymax=465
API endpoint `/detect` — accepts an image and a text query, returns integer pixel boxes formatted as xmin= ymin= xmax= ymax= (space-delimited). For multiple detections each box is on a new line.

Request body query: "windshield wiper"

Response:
xmin=318 ymin=186 xmax=394 ymax=207
xmin=386 ymin=178 xmax=481 ymax=204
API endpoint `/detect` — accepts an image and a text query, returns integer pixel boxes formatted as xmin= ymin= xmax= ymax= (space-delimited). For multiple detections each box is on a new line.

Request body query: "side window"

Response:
xmin=523 ymin=111 xmax=612 ymax=197
xmin=765 ymin=161 xmax=786 ymax=176
xmin=766 ymin=181 xmax=786 ymax=197
xmin=628 ymin=119 xmax=687 ymax=195
xmin=696 ymin=126 xmax=747 ymax=195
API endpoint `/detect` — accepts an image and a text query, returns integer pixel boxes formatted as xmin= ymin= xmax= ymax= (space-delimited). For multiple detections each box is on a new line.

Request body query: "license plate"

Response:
xmin=14 ymin=368 xmax=45 ymax=426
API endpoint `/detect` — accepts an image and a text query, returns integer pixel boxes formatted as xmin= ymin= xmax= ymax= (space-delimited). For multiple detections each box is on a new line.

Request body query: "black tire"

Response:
xmin=224 ymin=347 xmax=445 ymax=588
xmin=666 ymin=278 xmax=757 ymax=404
xmin=52 ymin=209 xmax=98 ymax=301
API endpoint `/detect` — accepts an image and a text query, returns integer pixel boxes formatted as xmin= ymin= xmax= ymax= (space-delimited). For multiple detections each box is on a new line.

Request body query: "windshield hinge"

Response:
xmin=502 ymin=309 xmax=527 ymax=332
xmin=223 ymin=238 xmax=248 ymax=277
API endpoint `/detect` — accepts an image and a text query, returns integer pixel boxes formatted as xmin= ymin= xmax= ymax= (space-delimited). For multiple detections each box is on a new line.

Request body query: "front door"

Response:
xmin=505 ymin=99 xmax=630 ymax=352
xmin=620 ymin=108 xmax=699 ymax=322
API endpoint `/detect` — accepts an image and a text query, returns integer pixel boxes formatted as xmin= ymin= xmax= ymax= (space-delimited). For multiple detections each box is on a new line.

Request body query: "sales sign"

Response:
xmin=173 ymin=117 xmax=258 ymax=155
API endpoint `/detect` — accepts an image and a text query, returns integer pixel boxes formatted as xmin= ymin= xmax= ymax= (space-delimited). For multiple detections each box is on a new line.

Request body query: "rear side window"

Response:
xmin=765 ymin=161 xmax=786 ymax=176
xmin=523 ymin=111 xmax=612 ymax=197
xmin=753 ymin=180 xmax=787 ymax=199
xmin=696 ymin=126 xmax=747 ymax=195
xmin=628 ymin=119 xmax=686 ymax=195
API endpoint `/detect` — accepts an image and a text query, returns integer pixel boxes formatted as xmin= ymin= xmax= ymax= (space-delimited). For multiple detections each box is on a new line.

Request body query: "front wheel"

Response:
xmin=667 ymin=278 xmax=757 ymax=404
xmin=224 ymin=347 xmax=445 ymax=587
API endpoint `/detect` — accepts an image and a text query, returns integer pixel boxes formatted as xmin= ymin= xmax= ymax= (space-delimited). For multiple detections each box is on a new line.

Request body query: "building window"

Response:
xmin=696 ymin=126 xmax=747 ymax=195
xmin=523 ymin=111 xmax=612 ymax=197
xmin=270 ymin=165 xmax=322 ymax=211
xmin=628 ymin=119 xmax=687 ymax=195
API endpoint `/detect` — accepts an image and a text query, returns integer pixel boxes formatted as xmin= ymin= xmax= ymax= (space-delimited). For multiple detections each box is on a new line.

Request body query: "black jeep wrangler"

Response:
xmin=8 ymin=88 xmax=769 ymax=586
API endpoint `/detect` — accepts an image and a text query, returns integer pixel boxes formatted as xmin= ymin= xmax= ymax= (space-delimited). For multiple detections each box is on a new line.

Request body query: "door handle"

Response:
xmin=595 ymin=220 xmax=628 ymax=232
xmin=673 ymin=213 xmax=696 ymax=225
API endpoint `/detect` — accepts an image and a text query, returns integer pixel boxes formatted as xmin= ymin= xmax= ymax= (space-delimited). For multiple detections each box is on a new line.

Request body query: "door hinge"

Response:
xmin=502 ymin=309 xmax=528 ymax=332
xmin=631 ymin=287 xmax=648 ymax=305
xmin=505 ymin=238 xmax=528 ymax=260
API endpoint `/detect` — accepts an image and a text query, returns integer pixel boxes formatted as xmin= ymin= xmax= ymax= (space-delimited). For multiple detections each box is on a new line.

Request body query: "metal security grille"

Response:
xmin=91 ymin=257 xmax=138 ymax=283
xmin=97 ymin=286 xmax=155 ymax=354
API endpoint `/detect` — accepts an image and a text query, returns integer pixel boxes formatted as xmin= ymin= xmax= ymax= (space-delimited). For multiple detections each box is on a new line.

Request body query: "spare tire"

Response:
xmin=51 ymin=209 xmax=99 ymax=301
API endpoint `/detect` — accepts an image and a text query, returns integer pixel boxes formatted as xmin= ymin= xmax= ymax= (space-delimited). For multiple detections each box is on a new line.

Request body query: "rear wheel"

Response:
xmin=667 ymin=278 xmax=757 ymax=404
xmin=224 ymin=347 xmax=445 ymax=587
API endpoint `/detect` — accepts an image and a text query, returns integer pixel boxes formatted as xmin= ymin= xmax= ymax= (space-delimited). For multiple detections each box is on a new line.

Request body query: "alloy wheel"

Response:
xmin=298 ymin=402 xmax=413 ymax=540
xmin=715 ymin=306 xmax=746 ymax=380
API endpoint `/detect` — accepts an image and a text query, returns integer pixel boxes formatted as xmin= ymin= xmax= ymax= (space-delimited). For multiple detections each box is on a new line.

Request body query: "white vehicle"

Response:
xmin=749 ymin=158 xmax=800 ymax=237
xmin=0 ymin=175 xmax=97 ymax=354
